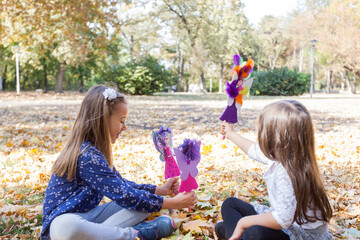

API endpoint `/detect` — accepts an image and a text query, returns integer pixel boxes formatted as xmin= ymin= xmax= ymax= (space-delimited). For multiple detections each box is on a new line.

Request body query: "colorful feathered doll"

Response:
xmin=174 ymin=139 xmax=201 ymax=193
xmin=152 ymin=125 xmax=181 ymax=179
xmin=220 ymin=54 xmax=254 ymax=124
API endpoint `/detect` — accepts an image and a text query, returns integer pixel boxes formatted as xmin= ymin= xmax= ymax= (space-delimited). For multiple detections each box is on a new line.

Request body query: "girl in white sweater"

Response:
xmin=216 ymin=100 xmax=332 ymax=240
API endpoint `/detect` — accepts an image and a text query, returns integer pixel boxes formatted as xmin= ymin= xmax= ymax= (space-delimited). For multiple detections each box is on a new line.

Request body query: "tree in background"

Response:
xmin=203 ymin=0 xmax=251 ymax=93
xmin=289 ymin=0 xmax=359 ymax=93
xmin=1 ymin=0 xmax=120 ymax=92
xmin=117 ymin=55 xmax=175 ymax=95
xmin=160 ymin=0 xmax=210 ymax=91
xmin=257 ymin=15 xmax=289 ymax=70
xmin=316 ymin=0 xmax=360 ymax=93
xmin=0 ymin=0 xmax=358 ymax=94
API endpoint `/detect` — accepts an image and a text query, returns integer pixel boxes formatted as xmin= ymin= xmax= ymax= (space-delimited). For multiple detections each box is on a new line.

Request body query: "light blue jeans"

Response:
xmin=49 ymin=201 xmax=150 ymax=240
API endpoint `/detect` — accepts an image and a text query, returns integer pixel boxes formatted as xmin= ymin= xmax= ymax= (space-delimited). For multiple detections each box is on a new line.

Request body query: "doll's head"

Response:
xmin=178 ymin=139 xmax=201 ymax=164
xmin=152 ymin=125 xmax=173 ymax=161
xmin=154 ymin=125 xmax=173 ymax=148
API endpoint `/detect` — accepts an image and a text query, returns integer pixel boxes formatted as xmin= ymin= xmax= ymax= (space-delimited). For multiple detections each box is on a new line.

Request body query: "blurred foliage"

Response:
xmin=251 ymin=68 xmax=310 ymax=96
xmin=1 ymin=0 xmax=359 ymax=94
xmin=117 ymin=56 xmax=176 ymax=95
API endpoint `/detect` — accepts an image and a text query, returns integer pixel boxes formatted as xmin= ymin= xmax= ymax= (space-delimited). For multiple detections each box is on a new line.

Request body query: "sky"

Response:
xmin=242 ymin=0 xmax=300 ymax=25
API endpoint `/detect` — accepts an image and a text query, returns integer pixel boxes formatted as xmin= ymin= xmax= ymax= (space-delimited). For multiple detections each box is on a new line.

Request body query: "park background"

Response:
xmin=0 ymin=0 xmax=359 ymax=239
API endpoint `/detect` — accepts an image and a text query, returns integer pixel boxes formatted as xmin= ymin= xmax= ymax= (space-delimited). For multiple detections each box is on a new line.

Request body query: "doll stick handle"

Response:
xmin=222 ymin=121 xmax=227 ymax=140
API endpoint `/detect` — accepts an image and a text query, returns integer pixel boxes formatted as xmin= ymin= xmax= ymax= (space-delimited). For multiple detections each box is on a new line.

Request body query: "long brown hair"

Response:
xmin=257 ymin=100 xmax=332 ymax=224
xmin=52 ymin=85 xmax=126 ymax=180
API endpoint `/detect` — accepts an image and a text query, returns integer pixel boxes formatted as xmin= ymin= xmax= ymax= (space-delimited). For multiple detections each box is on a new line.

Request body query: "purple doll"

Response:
xmin=174 ymin=139 xmax=201 ymax=193
xmin=152 ymin=125 xmax=181 ymax=179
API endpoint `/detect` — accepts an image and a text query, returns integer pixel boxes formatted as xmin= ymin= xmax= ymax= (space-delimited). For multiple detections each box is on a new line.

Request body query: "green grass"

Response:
xmin=0 ymin=215 xmax=42 ymax=236
xmin=2 ymin=187 xmax=45 ymax=205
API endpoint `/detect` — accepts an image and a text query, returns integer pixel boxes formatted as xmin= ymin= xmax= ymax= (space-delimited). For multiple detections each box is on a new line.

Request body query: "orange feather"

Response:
xmin=235 ymin=94 xmax=243 ymax=105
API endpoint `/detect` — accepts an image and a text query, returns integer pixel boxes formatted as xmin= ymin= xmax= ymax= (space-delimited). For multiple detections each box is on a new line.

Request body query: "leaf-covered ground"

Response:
xmin=0 ymin=92 xmax=359 ymax=239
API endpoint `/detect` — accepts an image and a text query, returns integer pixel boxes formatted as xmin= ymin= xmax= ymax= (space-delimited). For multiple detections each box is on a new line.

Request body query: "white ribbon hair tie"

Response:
xmin=103 ymin=88 xmax=117 ymax=100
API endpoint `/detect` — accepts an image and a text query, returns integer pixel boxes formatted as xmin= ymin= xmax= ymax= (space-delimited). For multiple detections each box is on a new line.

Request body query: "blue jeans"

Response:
xmin=49 ymin=201 xmax=149 ymax=240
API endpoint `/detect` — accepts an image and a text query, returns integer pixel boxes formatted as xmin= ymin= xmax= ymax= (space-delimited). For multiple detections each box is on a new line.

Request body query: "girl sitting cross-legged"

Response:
xmin=216 ymin=100 xmax=333 ymax=240
xmin=41 ymin=85 xmax=197 ymax=240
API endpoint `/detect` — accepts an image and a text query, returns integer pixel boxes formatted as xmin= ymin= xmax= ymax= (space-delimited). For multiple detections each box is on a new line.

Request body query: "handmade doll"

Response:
xmin=174 ymin=139 xmax=201 ymax=193
xmin=220 ymin=54 xmax=254 ymax=124
xmin=152 ymin=125 xmax=181 ymax=179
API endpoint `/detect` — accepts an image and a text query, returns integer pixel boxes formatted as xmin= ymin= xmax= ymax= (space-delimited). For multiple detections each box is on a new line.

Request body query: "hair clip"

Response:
xmin=103 ymin=88 xmax=117 ymax=100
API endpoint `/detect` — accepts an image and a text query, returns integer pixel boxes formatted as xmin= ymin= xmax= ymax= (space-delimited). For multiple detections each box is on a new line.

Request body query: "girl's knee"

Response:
xmin=222 ymin=197 xmax=239 ymax=207
xmin=243 ymin=225 xmax=265 ymax=239
xmin=50 ymin=214 xmax=85 ymax=240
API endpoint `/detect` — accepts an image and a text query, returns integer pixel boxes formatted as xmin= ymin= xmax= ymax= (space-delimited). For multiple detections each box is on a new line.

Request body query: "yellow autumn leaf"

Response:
xmin=6 ymin=141 xmax=14 ymax=147
xmin=182 ymin=219 xmax=213 ymax=233
xmin=201 ymin=144 xmax=212 ymax=155
xmin=21 ymin=140 xmax=30 ymax=146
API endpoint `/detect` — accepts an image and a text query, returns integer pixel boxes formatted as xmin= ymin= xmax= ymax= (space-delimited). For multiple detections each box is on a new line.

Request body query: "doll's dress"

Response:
xmin=179 ymin=172 xmax=198 ymax=192
xmin=164 ymin=147 xmax=181 ymax=179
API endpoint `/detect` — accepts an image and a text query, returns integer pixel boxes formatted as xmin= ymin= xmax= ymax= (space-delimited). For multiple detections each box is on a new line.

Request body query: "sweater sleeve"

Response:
xmin=78 ymin=147 xmax=163 ymax=213
xmin=247 ymin=143 xmax=269 ymax=165
xmin=113 ymin=167 xmax=157 ymax=193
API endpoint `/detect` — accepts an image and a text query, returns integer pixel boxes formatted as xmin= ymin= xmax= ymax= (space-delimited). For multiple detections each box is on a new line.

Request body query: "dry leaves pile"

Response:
xmin=0 ymin=92 xmax=359 ymax=239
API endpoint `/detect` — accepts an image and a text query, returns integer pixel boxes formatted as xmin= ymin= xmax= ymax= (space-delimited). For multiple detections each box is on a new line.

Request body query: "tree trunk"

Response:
xmin=268 ymin=55 xmax=272 ymax=70
xmin=79 ymin=69 xmax=84 ymax=93
xmin=2 ymin=65 xmax=7 ymax=90
xmin=200 ymin=72 xmax=207 ymax=93
xmin=56 ymin=62 xmax=66 ymax=93
xmin=22 ymin=70 xmax=28 ymax=90
xmin=326 ymin=69 xmax=330 ymax=93
xmin=177 ymin=48 xmax=184 ymax=92
xmin=351 ymin=74 xmax=357 ymax=94
xmin=130 ymin=35 xmax=134 ymax=62
xmin=271 ymin=40 xmax=282 ymax=70
xmin=293 ymin=42 xmax=297 ymax=69
xmin=43 ymin=61 xmax=48 ymax=93
xmin=36 ymin=72 xmax=41 ymax=90
xmin=346 ymin=71 xmax=357 ymax=94
xmin=184 ymin=78 xmax=189 ymax=92
xmin=219 ymin=62 xmax=224 ymax=93
xmin=329 ymin=70 xmax=333 ymax=91
xmin=0 ymin=66 xmax=2 ymax=91
xmin=299 ymin=45 xmax=303 ymax=72
xmin=346 ymin=71 xmax=351 ymax=93
xmin=339 ymin=72 xmax=344 ymax=92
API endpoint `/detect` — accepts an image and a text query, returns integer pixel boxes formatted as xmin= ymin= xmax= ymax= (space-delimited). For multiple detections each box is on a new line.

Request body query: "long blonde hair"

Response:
xmin=257 ymin=100 xmax=332 ymax=224
xmin=52 ymin=85 xmax=126 ymax=180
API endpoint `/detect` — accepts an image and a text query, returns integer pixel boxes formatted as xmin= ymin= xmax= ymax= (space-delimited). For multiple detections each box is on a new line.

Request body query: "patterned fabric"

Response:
xmin=164 ymin=147 xmax=181 ymax=179
xmin=248 ymin=143 xmax=331 ymax=240
xmin=41 ymin=142 xmax=163 ymax=240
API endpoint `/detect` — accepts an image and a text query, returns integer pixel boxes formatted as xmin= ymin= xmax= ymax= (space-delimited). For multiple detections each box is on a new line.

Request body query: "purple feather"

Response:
xmin=233 ymin=54 xmax=240 ymax=66
xmin=179 ymin=139 xmax=201 ymax=162
xmin=225 ymin=81 xmax=239 ymax=98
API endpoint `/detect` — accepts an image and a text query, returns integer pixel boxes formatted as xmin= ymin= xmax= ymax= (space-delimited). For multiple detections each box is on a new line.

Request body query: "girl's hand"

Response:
xmin=155 ymin=177 xmax=179 ymax=196
xmin=229 ymin=219 xmax=246 ymax=240
xmin=173 ymin=191 xmax=197 ymax=209
xmin=221 ymin=122 xmax=234 ymax=137
xmin=162 ymin=191 xmax=197 ymax=209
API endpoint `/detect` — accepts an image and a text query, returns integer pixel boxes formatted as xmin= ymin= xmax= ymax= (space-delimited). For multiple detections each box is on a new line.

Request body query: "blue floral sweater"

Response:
xmin=41 ymin=142 xmax=163 ymax=240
